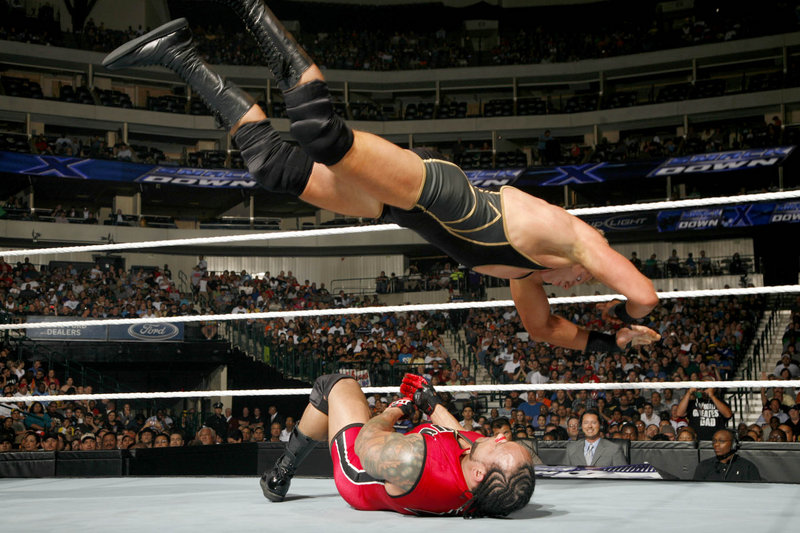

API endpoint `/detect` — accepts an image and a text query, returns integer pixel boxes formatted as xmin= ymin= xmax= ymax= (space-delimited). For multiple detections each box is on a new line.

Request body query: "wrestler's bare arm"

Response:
xmin=510 ymin=275 xmax=589 ymax=350
xmin=354 ymin=406 xmax=425 ymax=494
xmin=428 ymin=404 xmax=463 ymax=432
xmin=570 ymin=219 xmax=659 ymax=318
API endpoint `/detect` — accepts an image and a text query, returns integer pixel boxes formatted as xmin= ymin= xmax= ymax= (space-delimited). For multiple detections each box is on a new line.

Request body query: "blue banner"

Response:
xmin=3 ymin=146 xmax=794 ymax=190
xmin=656 ymin=200 xmax=800 ymax=232
xmin=26 ymin=316 xmax=107 ymax=341
xmin=647 ymin=147 xmax=795 ymax=177
xmin=108 ymin=322 xmax=184 ymax=341
xmin=466 ymin=146 xmax=795 ymax=187
xmin=0 ymin=151 xmax=258 ymax=189
xmin=24 ymin=316 xmax=184 ymax=341
xmin=575 ymin=200 xmax=800 ymax=233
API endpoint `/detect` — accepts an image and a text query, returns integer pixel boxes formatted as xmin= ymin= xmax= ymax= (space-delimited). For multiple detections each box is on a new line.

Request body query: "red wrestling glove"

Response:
xmin=388 ymin=398 xmax=415 ymax=419
xmin=400 ymin=373 xmax=442 ymax=416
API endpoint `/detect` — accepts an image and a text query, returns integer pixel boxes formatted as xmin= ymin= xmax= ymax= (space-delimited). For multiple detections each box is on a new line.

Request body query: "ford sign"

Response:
xmin=127 ymin=323 xmax=180 ymax=341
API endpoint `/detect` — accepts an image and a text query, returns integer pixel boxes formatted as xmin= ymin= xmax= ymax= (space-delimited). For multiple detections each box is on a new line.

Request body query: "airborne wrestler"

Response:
xmin=102 ymin=1 xmax=660 ymax=356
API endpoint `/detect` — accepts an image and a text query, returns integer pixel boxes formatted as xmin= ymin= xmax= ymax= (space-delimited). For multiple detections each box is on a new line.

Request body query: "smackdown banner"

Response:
xmin=465 ymin=147 xmax=795 ymax=187
xmin=0 ymin=151 xmax=256 ymax=189
xmin=26 ymin=316 xmax=184 ymax=341
xmin=564 ymin=200 xmax=800 ymax=234
xmin=2 ymin=146 xmax=794 ymax=190
xmin=656 ymin=201 xmax=800 ymax=232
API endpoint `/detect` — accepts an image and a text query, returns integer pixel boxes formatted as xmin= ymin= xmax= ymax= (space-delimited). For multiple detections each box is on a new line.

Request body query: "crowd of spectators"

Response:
xmin=626 ymin=250 xmax=753 ymax=281
xmin=569 ymin=118 xmax=792 ymax=168
xmin=0 ymin=256 xmax=185 ymax=319
xmin=374 ymin=261 xmax=489 ymax=298
xmin=1 ymin=1 xmax=797 ymax=71
xmin=4 ymin=351 xmax=796 ymax=453
xmin=23 ymin=130 xmax=162 ymax=164
xmin=0 ymin=345 xmax=188 ymax=451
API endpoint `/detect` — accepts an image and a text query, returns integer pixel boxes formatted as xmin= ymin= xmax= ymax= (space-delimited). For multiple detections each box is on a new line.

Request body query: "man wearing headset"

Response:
xmin=693 ymin=429 xmax=761 ymax=482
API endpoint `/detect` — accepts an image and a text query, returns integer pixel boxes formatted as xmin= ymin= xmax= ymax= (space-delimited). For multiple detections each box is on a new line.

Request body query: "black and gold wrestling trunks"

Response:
xmin=380 ymin=157 xmax=546 ymax=272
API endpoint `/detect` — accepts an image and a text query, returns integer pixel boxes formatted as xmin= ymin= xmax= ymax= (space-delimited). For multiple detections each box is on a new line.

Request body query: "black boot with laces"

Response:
xmin=260 ymin=426 xmax=317 ymax=502
xmin=214 ymin=0 xmax=312 ymax=90
xmin=102 ymin=18 xmax=254 ymax=129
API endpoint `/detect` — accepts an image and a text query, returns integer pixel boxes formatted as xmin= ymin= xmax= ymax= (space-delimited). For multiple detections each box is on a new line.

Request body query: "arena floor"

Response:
xmin=1 ymin=476 xmax=794 ymax=531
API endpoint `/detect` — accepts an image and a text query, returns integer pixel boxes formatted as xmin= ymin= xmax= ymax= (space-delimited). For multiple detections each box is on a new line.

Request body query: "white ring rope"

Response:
xmin=567 ymin=189 xmax=800 ymax=216
xmin=5 ymin=380 xmax=798 ymax=404
xmin=0 ymin=223 xmax=403 ymax=258
xmin=2 ymin=285 xmax=798 ymax=331
xmin=1 ymin=189 xmax=798 ymax=258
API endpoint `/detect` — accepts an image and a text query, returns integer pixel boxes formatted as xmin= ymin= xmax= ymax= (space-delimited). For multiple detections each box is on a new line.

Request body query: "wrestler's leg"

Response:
xmin=233 ymin=106 xmax=383 ymax=217
xmin=102 ymin=18 xmax=253 ymax=130
xmin=102 ymin=23 xmax=381 ymax=218
xmin=288 ymin=68 xmax=424 ymax=211
xmin=261 ymin=374 xmax=370 ymax=501
xmin=217 ymin=0 xmax=426 ymax=211
xmin=319 ymin=376 xmax=372 ymax=443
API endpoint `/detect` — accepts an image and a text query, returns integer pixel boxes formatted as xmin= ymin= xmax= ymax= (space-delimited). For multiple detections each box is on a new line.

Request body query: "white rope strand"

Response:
xmin=567 ymin=189 xmax=800 ymax=216
xmin=6 ymin=379 xmax=799 ymax=404
xmin=0 ymin=223 xmax=403 ymax=258
xmin=2 ymin=284 xmax=798 ymax=331
xmin=2 ymin=189 xmax=798 ymax=257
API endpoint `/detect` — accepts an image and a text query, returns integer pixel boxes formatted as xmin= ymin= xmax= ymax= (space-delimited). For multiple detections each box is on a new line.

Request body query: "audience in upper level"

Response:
xmin=1 ymin=1 xmax=797 ymax=70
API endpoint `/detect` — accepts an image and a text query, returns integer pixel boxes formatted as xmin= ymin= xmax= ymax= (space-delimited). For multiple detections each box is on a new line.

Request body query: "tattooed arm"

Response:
xmin=354 ymin=405 xmax=425 ymax=496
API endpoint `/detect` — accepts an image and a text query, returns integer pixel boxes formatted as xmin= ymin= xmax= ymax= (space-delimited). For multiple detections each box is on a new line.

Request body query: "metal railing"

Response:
xmin=12 ymin=338 xmax=157 ymax=413
xmin=635 ymin=254 xmax=760 ymax=279
xmin=331 ymin=274 xmax=508 ymax=297
xmin=728 ymin=295 xmax=781 ymax=424
xmin=739 ymin=295 xmax=782 ymax=382
xmin=177 ymin=269 xmax=190 ymax=296
xmin=222 ymin=319 xmax=479 ymax=388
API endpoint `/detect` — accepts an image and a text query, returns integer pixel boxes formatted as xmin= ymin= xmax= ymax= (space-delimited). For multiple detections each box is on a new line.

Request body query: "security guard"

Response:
xmin=204 ymin=402 xmax=228 ymax=441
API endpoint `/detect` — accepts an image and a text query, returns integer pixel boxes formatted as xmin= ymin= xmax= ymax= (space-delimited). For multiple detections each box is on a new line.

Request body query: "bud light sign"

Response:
xmin=108 ymin=322 xmax=184 ymax=341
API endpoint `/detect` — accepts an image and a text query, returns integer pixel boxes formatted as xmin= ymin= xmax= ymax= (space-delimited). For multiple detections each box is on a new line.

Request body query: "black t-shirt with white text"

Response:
xmin=687 ymin=398 xmax=731 ymax=440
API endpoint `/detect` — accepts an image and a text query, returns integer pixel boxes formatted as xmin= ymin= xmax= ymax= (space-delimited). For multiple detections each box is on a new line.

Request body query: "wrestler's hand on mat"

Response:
xmin=616 ymin=325 xmax=661 ymax=348
xmin=400 ymin=374 xmax=442 ymax=416
xmin=388 ymin=397 xmax=416 ymax=419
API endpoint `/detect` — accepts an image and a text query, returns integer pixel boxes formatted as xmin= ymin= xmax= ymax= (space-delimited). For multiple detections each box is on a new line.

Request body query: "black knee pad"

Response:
xmin=234 ymin=119 xmax=313 ymax=197
xmin=283 ymin=80 xmax=354 ymax=166
xmin=309 ymin=373 xmax=356 ymax=415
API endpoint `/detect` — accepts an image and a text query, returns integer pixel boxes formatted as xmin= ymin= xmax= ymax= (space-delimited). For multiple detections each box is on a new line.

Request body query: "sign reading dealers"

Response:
xmin=648 ymin=147 xmax=795 ymax=177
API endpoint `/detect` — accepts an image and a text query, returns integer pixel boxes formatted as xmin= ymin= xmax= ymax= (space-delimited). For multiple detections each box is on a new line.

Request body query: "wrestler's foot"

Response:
xmin=214 ymin=0 xmax=312 ymax=90
xmin=259 ymin=426 xmax=317 ymax=502
xmin=260 ymin=464 xmax=294 ymax=502
xmin=102 ymin=18 xmax=191 ymax=71
xmin=102 ymin=18 xmax=253 ymax=129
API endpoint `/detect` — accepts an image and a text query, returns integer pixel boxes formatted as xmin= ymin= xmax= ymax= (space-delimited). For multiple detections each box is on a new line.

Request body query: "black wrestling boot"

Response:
xmin=102 ymin=18 xmax=254 ymax=129
xmin=260 ymin=426 xmax=317 ymax=502
xmin=215 ymin=0 xmax=312 ymax=90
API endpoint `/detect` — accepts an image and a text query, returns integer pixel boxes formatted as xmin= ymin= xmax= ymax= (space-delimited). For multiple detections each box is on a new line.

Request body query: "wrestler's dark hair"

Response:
xmin=462 ymin=462 xmax=535 ymax=519
xmin=491 ymin=417 xmax=510 ymax=431
xmin=410 ymin=147 xmax=447 ymax=161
